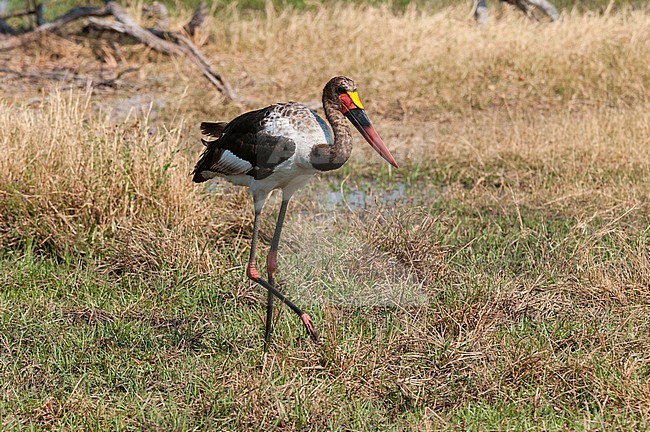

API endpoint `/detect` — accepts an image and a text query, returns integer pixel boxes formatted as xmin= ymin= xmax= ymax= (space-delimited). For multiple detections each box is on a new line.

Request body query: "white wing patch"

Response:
xmin=212 ymin=150 xmax=252 ymax=175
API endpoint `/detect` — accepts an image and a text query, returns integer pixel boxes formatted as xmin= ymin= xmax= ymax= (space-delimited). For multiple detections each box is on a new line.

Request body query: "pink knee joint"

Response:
xmin=246 ymin=262 xmax=260 ymax=280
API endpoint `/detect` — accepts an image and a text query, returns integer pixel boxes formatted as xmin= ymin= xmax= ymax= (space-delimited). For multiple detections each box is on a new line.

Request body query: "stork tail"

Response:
xmin=192 ymin=139 xmax=223 ymax=183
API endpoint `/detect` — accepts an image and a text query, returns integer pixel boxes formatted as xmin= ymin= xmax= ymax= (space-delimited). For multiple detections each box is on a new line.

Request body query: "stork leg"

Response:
xmin=246 ymin=201 xmax=319 ymax=345
xmin=264 ymin=198 xmax=289 ymax=345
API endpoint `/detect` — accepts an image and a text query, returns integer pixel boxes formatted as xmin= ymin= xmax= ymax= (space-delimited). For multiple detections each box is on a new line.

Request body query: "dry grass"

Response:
xmin=203 ymin=4 xmax=650 ymax=111
xmin=0 ymin=91 xmax=253 ymax=274
xmin=1 ymin=2 xmax=650 ymax=431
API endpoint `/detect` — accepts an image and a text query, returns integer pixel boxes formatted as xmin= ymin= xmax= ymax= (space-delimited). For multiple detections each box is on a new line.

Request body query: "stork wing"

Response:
xmin=193 ymin=105 xmax=297 ymax=182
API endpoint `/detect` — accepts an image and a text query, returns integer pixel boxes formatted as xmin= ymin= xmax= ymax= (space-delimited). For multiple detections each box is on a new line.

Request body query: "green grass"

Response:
xmin=2 ymin=113 xmax=649 ymax=429
xmin=2 ymin=181 xmax=648 ymax=429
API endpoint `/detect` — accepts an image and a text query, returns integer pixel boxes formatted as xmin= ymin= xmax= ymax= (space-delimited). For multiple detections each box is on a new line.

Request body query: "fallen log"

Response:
xmin=0 ymin=5 xmax=111 ymax=50
xmin=0 ymin=1 xmax=239 ymax=103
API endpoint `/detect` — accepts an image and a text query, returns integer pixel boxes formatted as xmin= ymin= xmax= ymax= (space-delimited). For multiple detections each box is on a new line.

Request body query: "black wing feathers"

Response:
xmin=193 ymin=105 xmax=297 ymax=182
xmin=222 ymin=132 xmax=296 ymax=170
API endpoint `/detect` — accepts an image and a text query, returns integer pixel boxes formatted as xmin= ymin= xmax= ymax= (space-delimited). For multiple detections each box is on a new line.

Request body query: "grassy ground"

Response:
xmin=1 ymin=2 xmax=650 ymax=431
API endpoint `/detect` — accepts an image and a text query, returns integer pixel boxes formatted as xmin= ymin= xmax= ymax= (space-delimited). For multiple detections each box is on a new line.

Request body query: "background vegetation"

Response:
xmin=3 ymin=0 xmax=650 ymax=18
xmin=1 ymin=1 xmax=649 ymax=430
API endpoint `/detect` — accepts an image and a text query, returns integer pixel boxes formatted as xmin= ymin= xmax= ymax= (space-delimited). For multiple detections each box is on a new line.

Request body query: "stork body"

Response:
xmin=195 ymin=102 xmax=334 ymax=209
xmin=193 ymin=76 xmax=397 ymax=345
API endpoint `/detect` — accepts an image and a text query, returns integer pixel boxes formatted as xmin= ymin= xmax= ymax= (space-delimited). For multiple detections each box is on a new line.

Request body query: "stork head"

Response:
xmin=324 ymin=76 xmax=398 ymax=168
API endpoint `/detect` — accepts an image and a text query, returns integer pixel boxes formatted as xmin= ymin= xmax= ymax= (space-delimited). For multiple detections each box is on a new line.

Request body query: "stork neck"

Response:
xmin=310 ymin=98 xmax=352 ymax=172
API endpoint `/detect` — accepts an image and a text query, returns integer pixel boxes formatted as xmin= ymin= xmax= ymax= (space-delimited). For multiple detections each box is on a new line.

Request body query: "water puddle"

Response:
xmin=320 ymin=181 xmax=408 ymax=211
xmin=201 ymin=176 xmax=443 ymax=214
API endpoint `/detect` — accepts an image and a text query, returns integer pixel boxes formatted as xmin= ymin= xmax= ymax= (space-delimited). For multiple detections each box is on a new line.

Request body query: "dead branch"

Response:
xmin=87 ymin=2 xmax=238 ymax=102
xmin=0 ymin=5 xmax=111 ymax=50
xmin=475 ymin=0 xmax=559 ymax=23
xmin=526 ymin=0 xmax=560 ymax=21
xmin=0 ymin=17 xmax=15 ymax=34
xmin=35 ymin=2 xmax=44 ymax=26
xmin=506 ymin=0 xmax=535 ymax=20
xmin=183 ymin=2 xmax=207 ymax=37
xmin=0 ymin=7 xmax=36 ymax=19
xmin=142 ymin=1 xmax=169 ymax=31
xmin=0 ymin=1 xmax=240 ymax=103
xmin=0 ymin=66 xmax=138 ymax=89
xmin=0 ymin=67 xmax=81 ymax=81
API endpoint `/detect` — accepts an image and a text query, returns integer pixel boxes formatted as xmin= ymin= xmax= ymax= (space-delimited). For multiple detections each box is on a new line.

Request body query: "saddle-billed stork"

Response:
xmin=193 ymin=76 xmax=398 ymax=345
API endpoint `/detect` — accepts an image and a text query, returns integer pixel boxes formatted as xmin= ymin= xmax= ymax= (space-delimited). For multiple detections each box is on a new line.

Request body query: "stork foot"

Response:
xmin=300 ymin=313 xmax=320 ymax=343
